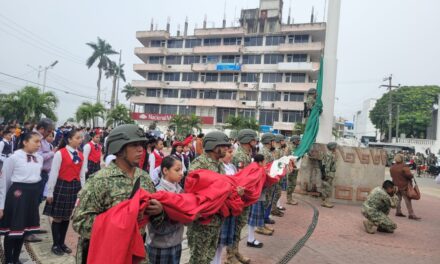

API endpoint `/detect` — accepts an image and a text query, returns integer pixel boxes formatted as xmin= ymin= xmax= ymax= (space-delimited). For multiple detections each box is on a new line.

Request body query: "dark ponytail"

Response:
xmin=17 ymin=131 xmax=40 ymax=149
xmin=58 ymin=128 xmax=79 ymax=149
xmin=160 ymin=156 xmax=180 ymax=178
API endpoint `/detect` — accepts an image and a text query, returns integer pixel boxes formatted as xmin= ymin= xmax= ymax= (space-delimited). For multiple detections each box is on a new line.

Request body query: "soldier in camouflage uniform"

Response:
xmin=304 ymin=88 xmax=317 ymax=124
xmin=271 ymin=134 xmax=286 ymax=216
xmin=362 ymin=180 xmax=398 ymax=234
xmin=321 ymin=142 xmax=337 ymax=208
xmin=187 ymin=131 xmax=231 ymax=264
xmin=228 ymin=129 xmax=257 ymax=264
xmin=72 ymin=124 xmax=165 ymax=264
xmin=287 ymin=136 xmax=301 ymax=205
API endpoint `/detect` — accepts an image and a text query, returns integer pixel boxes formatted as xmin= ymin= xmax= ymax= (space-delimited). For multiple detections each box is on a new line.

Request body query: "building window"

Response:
xmin=288 ymin=34 xmax=309 ymax=43
xmin=241 ymin=73 xmax=259 ymax=82
xmin=199 ymin=90 xmax=217 ymax=99
xmin=283 ymin=92 xmax=304 ymax=102
xmin=244 ymin=36 xmax=263 ymax=46
xmin=259 ymin=110 xmax=279 ymax=126
xmin=147 ymin=72 xmax=162 ymax=81
xmin=242 ymin=55 xmax=261 ymax=64
xmin=220 ymin=73 xmax=233 ymax=82
xmin=287 ymin=54 xmax=307 ymax=62
xmin=221 ymin=55 xmax=240 ymax=63
xmin=164 ymin=72 xmax=180 ymax=81
xmin=179 ymin=106 xmax=196 ymax=115
xmin=218 ymin=90 xmax=237 ymax=100
xmin=264 ymin=54 xmax=284 ymax=64
xmin=217 ymin=108 xmax=236 ymax=123
xmin=223 ymin=37 xmax=242 ymax=45
xmin=204 ymin=38 xmax=221 ymax=46
xmin=202 ymin=55 xmax=220 ymax=63
xmin=205 ymin=73 xmax=218 ymax=82
xmin=182 ymin=72 xmax=199 ymax=82
xmin=185 ymin=39 xmax=202 ymax=48
xmin=165 ymin=56 xmax=182 ymax=65
xmin=239 ymin=91 xmax=257 ymax=101
xmin=146 ymin=88 xmax=161 ymax=97
xmin=265 ymin=35 xmax=285 ymax=46
xmin=183 ymin=55 xmax=200 ymax=64
xmin=161 ymin=105 xmax=178 ymax=114
xmin=145 ymin=104 xmax=160 ymax=113
xmin=180 ymin=89 xmax=198 ymax=98
xmin=238 ymin=109 xmax=255 ymax=119
xmin=133 ymin=104 xmax=144 ymax=113
xmin=162 ymin=89 xmax=179 ymax=98
xmin=261 ymin=91 xmax=281 ymax=102
xmin=282 ymin=111 xmax=303 ymax=123
xmin=285 ymin=73 xmax=306 ymax=83
xmin=150 ymin=40 xmax=165 ymax=47
xmin=149 ymin=56 xmax=164 ymax=64
xmin=262 ymin=73 xmax=283 ymax=83
xmin=167 ymin=39 xmax=183 ymax=48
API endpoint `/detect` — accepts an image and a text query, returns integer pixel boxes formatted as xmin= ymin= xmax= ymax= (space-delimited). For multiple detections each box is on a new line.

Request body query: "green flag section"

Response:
xmin=294 ymin=57 xmax=324 ymax=158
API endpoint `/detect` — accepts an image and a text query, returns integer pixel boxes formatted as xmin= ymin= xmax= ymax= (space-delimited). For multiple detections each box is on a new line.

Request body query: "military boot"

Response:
xmin=363 ymin=220 xmax=376 ymax=234
xmin=233 ymin=245 xmax=251 ymax=264
xmin=264 ymin=225 xmax=274 ymax=232
xmin=286 ymin=196 xmax=298 ymax=205
xmin=225 ymin=247 xmax=241 ymax=264
xmin=256 ymin=227 xmax=273 ymax=236
xmin=271 ymin=208 xmax=284 ymax=217
xmin=321 ymin=198 xmax=334 ymax=208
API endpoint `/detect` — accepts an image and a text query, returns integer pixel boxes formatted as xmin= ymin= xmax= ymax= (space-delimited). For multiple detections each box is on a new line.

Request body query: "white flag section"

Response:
xmin=268 ymin=156 xmax=300 ymax=178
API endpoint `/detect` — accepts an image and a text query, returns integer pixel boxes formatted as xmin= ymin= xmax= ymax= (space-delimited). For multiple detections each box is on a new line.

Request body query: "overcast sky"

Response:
xmin=1 ymin=0 xmax=439 ymax=124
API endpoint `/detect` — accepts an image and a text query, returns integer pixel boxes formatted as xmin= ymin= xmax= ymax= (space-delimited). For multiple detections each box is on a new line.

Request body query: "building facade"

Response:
xmin=131 ymin=0 xmax=326 ymax=135
xmin=353 ymin=98 xmax=378 ymax=142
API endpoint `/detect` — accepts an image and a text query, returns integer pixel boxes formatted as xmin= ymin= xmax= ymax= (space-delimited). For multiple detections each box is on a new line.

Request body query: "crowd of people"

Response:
xmin=387 ymin=150 xmax=439 ymax=177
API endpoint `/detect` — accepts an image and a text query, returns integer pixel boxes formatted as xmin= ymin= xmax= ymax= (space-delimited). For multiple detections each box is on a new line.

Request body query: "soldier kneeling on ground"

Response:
xmin=361 ymin=180 xmax=398 ymax=234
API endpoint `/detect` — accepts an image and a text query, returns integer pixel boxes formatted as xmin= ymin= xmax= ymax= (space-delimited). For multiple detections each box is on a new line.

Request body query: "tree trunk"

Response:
xmin=110 ymin=76 xmax=117 ymax=109
xmin=97 ymin=68 xmax=102 ymax=103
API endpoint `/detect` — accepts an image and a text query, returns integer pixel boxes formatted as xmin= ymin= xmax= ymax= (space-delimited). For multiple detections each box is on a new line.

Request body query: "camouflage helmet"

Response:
xmin=237 ymin=129 xmax=257 ymax=144
xmin=260 ymin=133 xmax=275 ymax=144
xmin=307 ymin=88 xmax=317 ymax=94
xmin=290 ymin=135 xmax=301 ymax=143
xmin=106 ymin=124 xmax=147 ymax=155
xmin=203 ymin=131 xmax=231 ymax=151
xmin=327 ymin=142 xmax=337 ymax=150
xmin=274 ymin=134 xmax=285 ymax=143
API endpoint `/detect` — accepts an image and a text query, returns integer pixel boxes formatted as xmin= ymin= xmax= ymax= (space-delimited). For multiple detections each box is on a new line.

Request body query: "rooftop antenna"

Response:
xmin=150 ymin=18 xmax=154 ymax=31
xmin=203 ymin=14 xmax=207 ymax=29
xmin=177 ymin=24 xmax=181 ymax=36
xmin=287 ymin=0 xmax=292 ymax=24
xmin=222 ymin=0 xmax=227 ymax=28
xmin=184 ymin=17 xmax=189 ymax=36
xmin=310 ymin=6 xmax=314 ymax=23
xmin=166 ymin=17 xmax=171 ymax=32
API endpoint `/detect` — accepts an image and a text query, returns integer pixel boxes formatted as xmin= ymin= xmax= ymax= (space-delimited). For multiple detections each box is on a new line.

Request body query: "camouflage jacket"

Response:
xmin=306 ymin=95 xmax=316 ymax=109
xmin=259 ymin=146 xmax=274 ymax=163
xmin=72 ymin=162 xmax=162 ymax=239
xmin=322 ymin=151 xmax=336 ymax=178
xmin=232 ymin=146 xmax=252 ymax=170
xmin=273 ymin=147 xmax=283 ymax=160
xmin=189 ymin=152 xmax=225 ymax=174
xmin=363 ymin=186 xmax=398 ymax=215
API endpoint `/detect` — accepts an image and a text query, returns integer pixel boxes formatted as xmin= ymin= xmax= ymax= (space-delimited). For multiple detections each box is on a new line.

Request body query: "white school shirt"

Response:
xmin=149 ymin=149 xmax=161 ymax=184
xmin=47 ymin=145 xmax=86 ymax=198
xmin=105 ymin=154 xmax=116 ymax=167
xmin=0 ymin=149 xmax=43 ymax=209
xmin=82 ymin=141 xmax=99 ymax=172
xmin=223 ymin=162 xmax=237 ymax=176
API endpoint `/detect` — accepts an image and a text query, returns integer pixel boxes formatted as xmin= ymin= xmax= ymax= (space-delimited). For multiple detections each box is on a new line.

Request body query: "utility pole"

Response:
xmin=379 ymin=74 xmax=399 ymax=142
xmin=42 ymin=60 xmax=58 ymax=92
xmin=115 ymin=50 xmax=122 ymax=106
xmin=396 ymin=104 xmax=400 ymax=141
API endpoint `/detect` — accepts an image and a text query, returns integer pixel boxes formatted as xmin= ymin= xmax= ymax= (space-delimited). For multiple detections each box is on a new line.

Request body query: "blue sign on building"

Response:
xmin=216 ymin=63 xmax=241 ymax=71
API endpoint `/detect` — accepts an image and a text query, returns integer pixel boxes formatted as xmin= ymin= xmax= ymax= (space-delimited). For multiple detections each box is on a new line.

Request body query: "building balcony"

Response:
xmin=132 ymin=80 xmax=164 ymax=88
xmin=194 ymin=27 xmax=245 ymax=37
xmin=193 ymin=45 xmax=241 ymax=54
xmin=134 ymin=47 xmax=167 ymax=62
xmin=277 ymin=62 xmax=320 ymax=72
xmin=273 ymin=121 xmax=296 ymax=131
xmin=189 ymin=81 xmax=238 ymax=90
xmin=136 ymin=30 xmax=170 ymax=46
xmin=133 ymin=64 xmax=192 ymax=76
xmin=130 ymin=96 xmax=241 ymax=109
xmin=191 ymin=63 xmax=217 ymax=72
xmin=280 ymin=23 xmax=326 ymax=33
xmin=274 ymin=101 xmax=304 ymax=110
xmin=241 ymin=64 xmax=277 ymax=72
xmin=241 ymin=46 xmax=278 ymax=54
xmin=278 ymin=42 xmax=323 ymax=53
xmin=275 ymin=82 xmax=315 ymax=92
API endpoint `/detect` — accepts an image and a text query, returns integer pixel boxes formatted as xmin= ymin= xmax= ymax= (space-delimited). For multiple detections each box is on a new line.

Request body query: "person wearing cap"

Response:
xmin=286 ymin=136 xmax=301 ymax=205
xmin=72 ymin=124 xmax=164 ymax=264
xmin=187 ymin=131 xmax=231 ymax=264
xmin=321 ymin=142 xmax=338 ymax=208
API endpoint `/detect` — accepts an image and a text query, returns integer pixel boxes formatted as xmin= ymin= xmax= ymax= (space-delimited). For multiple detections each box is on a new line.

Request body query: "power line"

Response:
xmin=0 ymin=71 xmax=109 ymax=102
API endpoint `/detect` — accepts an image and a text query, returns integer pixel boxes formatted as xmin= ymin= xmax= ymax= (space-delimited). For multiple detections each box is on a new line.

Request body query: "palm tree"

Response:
xmin=106 ymin=104 xmax=133 ymax=127
xmin=184 ymin=114 xmax=202 ymax=135
xmin=86 ymin=37 xmax=118 ymax=103
xmin=169 ymin=115 xmax=187 ymax=140
xmin=224 ymin=115 xmax=243 ymax=130
xmin=75 ymin=102 xmax=105 ymax=127
xmin=121 ymin=84 xmax=142 ymax=100
xmin=241 ymin=117 xmax=259 ymax=130
xmin=105 ymin=61 xmax=126 ymax=109
xmin=0 ymin=86 xmax=58 ymax=122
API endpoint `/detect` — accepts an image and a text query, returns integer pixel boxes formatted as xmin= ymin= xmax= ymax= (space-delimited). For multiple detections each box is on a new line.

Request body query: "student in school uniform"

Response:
xmin=44 ymin=129 xmax=85 ymax=256
xmin=0 ymin=132 xmax=43 ymax=264
xmin=171 ymin=141 xmax=187 ymax=175
xmin=82 ymin=131 xmax=102 ymax=180
xmin=149 ymin=138 xmax=165 ymax=185
xmin=147 ymin=156 xmax=184 ymax=264
xmin=0 ymin=128 xmax=14 ymax=171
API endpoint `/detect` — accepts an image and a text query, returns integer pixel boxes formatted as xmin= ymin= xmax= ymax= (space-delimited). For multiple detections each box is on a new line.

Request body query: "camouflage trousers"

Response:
xmin=361 ymin=207 xmax=397 ymax=232
xmin=232 ymin=206 xmax=250 ymax=248
xmin=264 ymin=184 xmax=280 ymax=214
xmin=287 ymin=170 xmax=298 ymax=197
xmin=187 ymin=215 xmax=223 ymax=264
xmin=272 ymin=182 xmax=283 ymax=211
xmin=321 ymin=177 xmax=334 ymax=199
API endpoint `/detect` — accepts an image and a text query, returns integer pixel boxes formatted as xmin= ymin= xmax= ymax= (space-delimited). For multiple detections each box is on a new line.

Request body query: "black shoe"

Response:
xmin=51 ymin=245 xmax=65 ymax=256
xmin=277 ymin=206 xmax=286 ymax=211
xmin=247 ymin=240 xmax=264 ymax=248
xmin=395 ymin=212 xmax=406 ymax=217
xmin=264 ymin=218 xmax=275 ymax=224
xmin=60 ymin=244 xmax=72 ymax=254
xmin=377 ymin=226 xmax=394 ymax=233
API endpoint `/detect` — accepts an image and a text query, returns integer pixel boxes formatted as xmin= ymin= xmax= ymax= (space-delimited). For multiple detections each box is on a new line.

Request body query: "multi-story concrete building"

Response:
xmin=131 ymin=0 xmax=326 ymax=135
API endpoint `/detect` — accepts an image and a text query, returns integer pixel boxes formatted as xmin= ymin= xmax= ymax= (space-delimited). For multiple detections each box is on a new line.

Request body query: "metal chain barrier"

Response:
xmin=277 ymin=198 xmax=320 ymax=264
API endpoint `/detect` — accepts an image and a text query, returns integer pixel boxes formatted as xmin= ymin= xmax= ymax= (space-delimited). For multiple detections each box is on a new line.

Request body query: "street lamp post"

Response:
xmin=42 ymin=60 xmax=58 ymax=92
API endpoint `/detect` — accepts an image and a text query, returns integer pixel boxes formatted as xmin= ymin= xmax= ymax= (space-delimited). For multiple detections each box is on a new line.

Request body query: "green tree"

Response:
xmin=75 ymin=102 xmax=105 ymax=127
xmin=169 ymin=115 xmax=187 ymax=140
xmin=106 ymin=104 xmax=133 ymax=127
xmin=184 ymin=114 xmax=202 ymax=135
xmin=293 ymin=122 xmax=305 ymax=135
xmin=241 ymin=117 xmax=259 ymax=130
xmin=105 ymin=61 xmax=126 ymax=109
xmin=121 ymin=84 xmax=142 ymax=100
xmin=86 ymin=37 xmax=118 ymax=102
xmin=370 ymin=85 xmax=440 ymax=139
xmin=0 ymin=86 xmax=58 ymax=122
